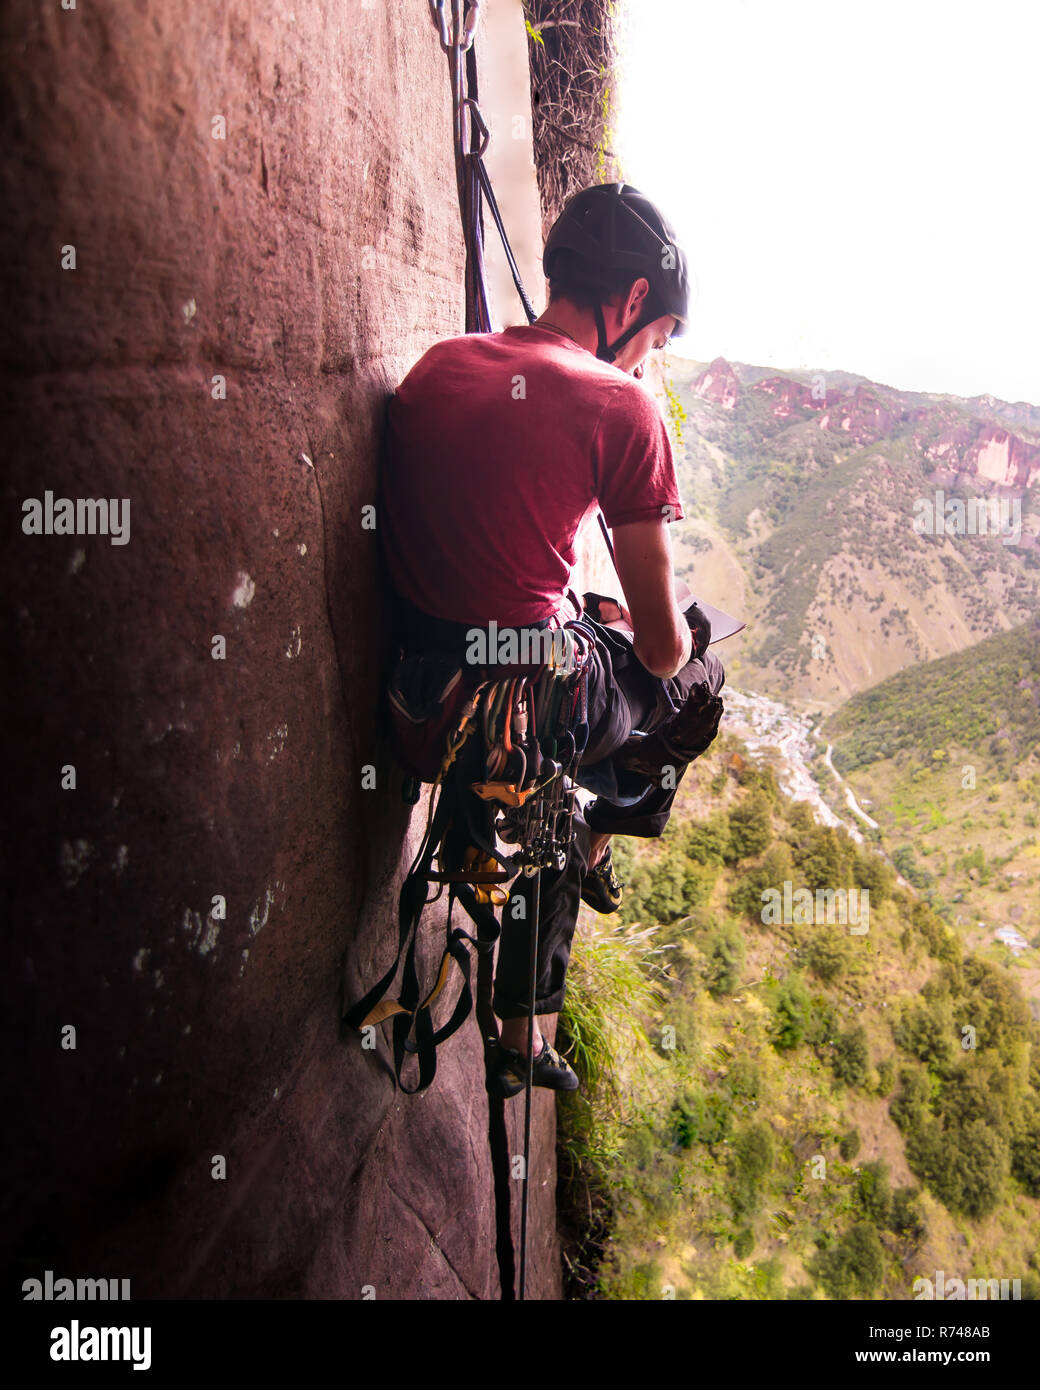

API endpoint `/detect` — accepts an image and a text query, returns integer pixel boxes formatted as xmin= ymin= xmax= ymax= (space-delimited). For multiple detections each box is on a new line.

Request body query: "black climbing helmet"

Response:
xmin=542 ymin=182 xmax=690 ymax=363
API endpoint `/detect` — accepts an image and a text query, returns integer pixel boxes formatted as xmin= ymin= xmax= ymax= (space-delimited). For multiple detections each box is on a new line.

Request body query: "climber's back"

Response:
xmin=380 ymin=320 xmax=683 ymax=629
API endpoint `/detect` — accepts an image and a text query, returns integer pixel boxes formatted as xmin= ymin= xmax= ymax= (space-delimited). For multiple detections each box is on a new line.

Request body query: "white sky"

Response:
xmin=616 ymin=0 xmax=1040 ymax=404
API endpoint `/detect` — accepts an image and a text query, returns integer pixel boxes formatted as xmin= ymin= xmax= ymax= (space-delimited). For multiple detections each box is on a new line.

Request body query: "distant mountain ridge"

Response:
xmin=663 ymin=354 xmax=1040 ymax=709
xmin=691 ymin=357 xmax=1040 ymax=489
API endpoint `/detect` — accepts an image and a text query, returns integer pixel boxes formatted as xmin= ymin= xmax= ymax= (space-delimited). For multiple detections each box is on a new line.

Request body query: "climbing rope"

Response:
xmin=428 ymin=0 xmax=537 ymax=330
xmin=422 ymin=0 xmax=565 ymax=1303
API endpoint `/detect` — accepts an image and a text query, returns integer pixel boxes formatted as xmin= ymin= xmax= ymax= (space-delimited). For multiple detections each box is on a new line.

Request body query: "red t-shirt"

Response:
xmin=381 ymin=324 xmax=684 ymax=626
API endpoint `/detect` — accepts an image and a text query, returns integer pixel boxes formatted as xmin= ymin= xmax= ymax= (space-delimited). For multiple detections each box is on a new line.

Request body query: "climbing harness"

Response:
xmin=346 ymin=615 xmax=595 ymax=1298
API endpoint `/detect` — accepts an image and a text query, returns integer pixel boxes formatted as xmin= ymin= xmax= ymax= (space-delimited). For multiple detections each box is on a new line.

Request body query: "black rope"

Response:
xmin=420 ymin=5 xmax=550 ymax=1301
xmin=460 ymin=36 xmax=537 ymax=329
xmin=517 ymin=865 xmax=542 ymax=1301
xmin=464 ymin=880 xmax=517 ymax=1302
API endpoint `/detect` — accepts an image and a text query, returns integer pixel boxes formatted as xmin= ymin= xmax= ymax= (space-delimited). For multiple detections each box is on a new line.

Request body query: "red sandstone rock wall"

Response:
xmin=1 ymin=0 xmax=560 ymax=1300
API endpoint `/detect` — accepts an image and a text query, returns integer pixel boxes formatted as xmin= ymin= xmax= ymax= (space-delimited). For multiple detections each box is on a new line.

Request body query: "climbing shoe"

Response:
xmin=580 ymin=846 xmax=624 ymax=914
xmin=489 ymin=1039 xmax=580 ymax=1097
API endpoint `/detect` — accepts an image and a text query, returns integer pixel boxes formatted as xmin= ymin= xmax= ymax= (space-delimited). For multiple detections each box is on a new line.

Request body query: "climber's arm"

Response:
xmin=612 ymin=518 xmax=692 ymax=680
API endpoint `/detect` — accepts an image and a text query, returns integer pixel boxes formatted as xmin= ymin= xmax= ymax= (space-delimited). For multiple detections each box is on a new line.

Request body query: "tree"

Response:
xmin=890 ymin=1064 xmax=932 ymax=1130
xmin=726 ymin=791 xmax=774 ymax=862
xmin=839 ymin=1128 xmax=861 ymax=1161
xmin=703 ymin=920 xmax=745 ymax=996
xmin=805 ymin=930 xmax=851 ymax=983
xmin=858 ymin=1160 xmax=892 ymax=1225
xmin=772 ymin=975 xmax=811 ymax=1051
xmin=832 ymin=1025 xmax=871 ymax=1089
xmin=892 ymin=998 xmax=955 ymax=1069
xmin=889 ymin=1186 xmax=926 ymax=1244
xmin=1011 ymin=1094 xmax=1040 ymax=1196
xmin=729 ymin=1121 xmax=775 ymax=1220
xmin=810 ymin=1222 xmax=885 ymax=1298
xmin=853 ymin=849 xmax=895 ymax=904
xmin=951 ymin=1119 xmax=1010 ymax=1219
xmin=735 ymin=1122 xmax=775 ymax=1183
xmin=684 ymin=814 xmax=731 ymax=865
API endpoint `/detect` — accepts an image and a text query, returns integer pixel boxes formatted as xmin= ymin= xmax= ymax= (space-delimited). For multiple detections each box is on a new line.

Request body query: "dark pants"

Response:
xmin=492 ymin=639 xmax=726 ymax=1019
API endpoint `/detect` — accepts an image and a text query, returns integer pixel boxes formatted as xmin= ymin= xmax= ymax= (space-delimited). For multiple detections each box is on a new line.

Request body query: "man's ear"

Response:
xmin=621 ymin=276 xmax=650 ymax=326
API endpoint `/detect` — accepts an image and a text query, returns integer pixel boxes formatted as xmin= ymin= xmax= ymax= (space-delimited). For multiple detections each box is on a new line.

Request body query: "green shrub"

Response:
xmin=772 ymin=974 xmax=811 ymax=1050
xmin=853 ymin=850 xmax=895 ymax=904
xmin=890 ymin=1065 xmax=932 ymax=1130
xmin=904 ymin=1115 xmax=1010 ymax=1219
xmin=892 ymin=998 xmax=956 ymax=1069
xmin=735 ymin=1122 xmax=776 ymax=1183
xmin=670 ymin=1087 xmax=732 ymax=1149
xmin=703 ymin=920 xmax=746 ymax=996
xmin=1011 ymin=1094 xmax=1040 ymax=1195
xmin=858 ymin=1160 xmax=892 ymax=1225
xmin=810 ymin=1222 xmax=885 ymax=1298
xmin=839 ymin=1128 xmax=861 ymax=1161
xmin=728 ymin=844 xmax=795 ymax=921
xmin=791 ymin=823 xmax=856 ymax=892
xmin=733 ymin=1227 xmax=755 ymax=1260
xmin=737 ymin=764 xmax=782 ymax=806
xmin=832 ymin=1025 xmax=871 ymax=1089
xmin=684 ymin=814 xmax=731 ymax=865
xmin=726 ymin=791 xmax=774 ymax=862
xmin=889 ymin=1186 xmax=926 ymax=1244
xmin=726 ymin=1055 xmax=763 ymax=1101
xmin=729 ymin=1121 xmax=776 ymax=1221
xmin=804 ymin=930 xmax=852 ymax=983
xmin=611 ymin=1259 xmax=663 ymax=1300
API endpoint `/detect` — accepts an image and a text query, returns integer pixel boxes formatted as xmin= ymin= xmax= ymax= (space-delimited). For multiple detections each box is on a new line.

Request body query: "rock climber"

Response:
xmin=380 ymin=183 xmax=726 ymax=1096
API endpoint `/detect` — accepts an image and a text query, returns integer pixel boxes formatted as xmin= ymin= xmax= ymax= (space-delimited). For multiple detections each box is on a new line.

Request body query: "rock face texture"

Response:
xmin=2 ymin=0 xmax=560 ymax=1299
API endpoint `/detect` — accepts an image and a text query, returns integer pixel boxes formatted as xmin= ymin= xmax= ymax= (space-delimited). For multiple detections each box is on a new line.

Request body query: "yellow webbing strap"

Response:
xmin=471 ymin=781 xmax=535 ymax=807
xmin=360 ymin=942 xmax=456 ymax=1029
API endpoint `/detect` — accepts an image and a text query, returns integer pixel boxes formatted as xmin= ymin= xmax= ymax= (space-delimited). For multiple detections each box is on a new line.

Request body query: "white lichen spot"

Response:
xmin=231 ymin=571 xmax=255 ymax=609
xmin=285 ymin=627 xmax=302 ymax=659
xmin=197 ymin=916 xmax=220 ymax=956
xmin=239 ymin=948 xmax=250 ymax=977
xmin=183 ymin=1024 xmax=191 ymax=1035
xmin=132 ymin=948 xmax=149 ymax=975
xmin=273 ymin=1087 xmax=280 ymax=1099
xmin=267 ymin=724 xmax=288 ymax=759
xmin=113 ymin=844 xmax=128 ymax=874
xmin=68 ymin=548 xmax=86 ymax=575
xmin=60 ymin=839 xmax=94 ymax=888
xmin=182 ymin=906 xmax=203 ymax=941
xmin=298 ymin=543 xmax=307 ymax=556
xmin=154 ymin=1073 xmax=163 ymax=1085
xmin=248 ymin=885 xmax=276 ymax=936
xmin=272 ymin=528 xmax=280 ymax=537
xmin=231 ymin=742 xmax=241 ymax=759
xmin=182 ymin=297 xmax=197 ymax=323
xmin=153 ymin=970 xmax=164 ymax=990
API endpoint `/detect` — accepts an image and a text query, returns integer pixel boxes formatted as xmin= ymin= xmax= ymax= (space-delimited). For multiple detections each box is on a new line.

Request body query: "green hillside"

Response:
xmin=828 ymin=620 xmax=1040 ymax=772
xmin=822 ymin=623 xmax=1040 ymax=973
xmin=557 ymin=738 xmax=1040 ymax=1300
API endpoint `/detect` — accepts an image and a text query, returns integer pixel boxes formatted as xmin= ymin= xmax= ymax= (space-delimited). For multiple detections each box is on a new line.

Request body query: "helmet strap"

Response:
xmin=593 ymin=294 xmax=664 ymax=363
